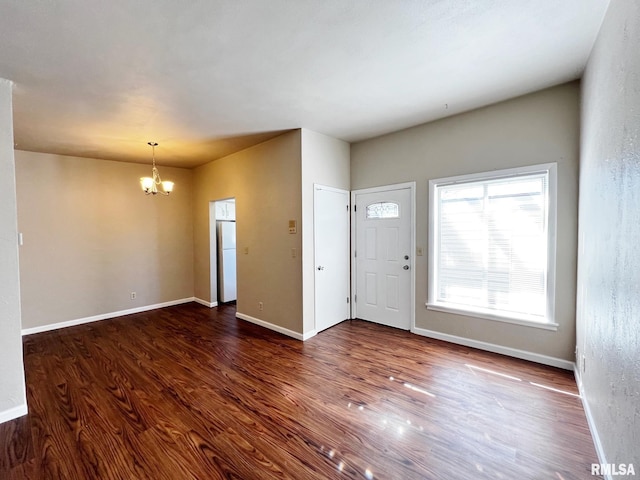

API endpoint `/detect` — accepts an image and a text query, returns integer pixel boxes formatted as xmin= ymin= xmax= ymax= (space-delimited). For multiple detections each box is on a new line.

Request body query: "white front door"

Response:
xmin=353 ymin=185 xmax=413 ymax=330
xmin=314 ymin=185 xmax=350 ymax=333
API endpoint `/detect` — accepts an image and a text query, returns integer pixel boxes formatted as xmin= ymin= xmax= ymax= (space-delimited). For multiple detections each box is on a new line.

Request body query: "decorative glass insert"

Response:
xmin=366 ymin=202 xmax=400 ymax=219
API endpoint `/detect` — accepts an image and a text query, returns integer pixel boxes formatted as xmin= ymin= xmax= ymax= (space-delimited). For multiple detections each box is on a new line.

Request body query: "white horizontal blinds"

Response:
xmin=436 ymin=172 xmax=548 ymax=318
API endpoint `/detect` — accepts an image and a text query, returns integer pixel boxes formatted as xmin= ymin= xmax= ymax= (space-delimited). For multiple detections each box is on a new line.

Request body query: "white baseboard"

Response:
xmin=301 ymin=329 xmax=317 ymax=341
xmin=194 ymin=298 xmax=218 ymax=308
xmin=21 ymin=297 xmax=197 ymax=336
xmin=411 ymin=326 xmax=574 ymax=370
xmin=574 ymin=366 xmax=610 ymax=479
xmin=0 ymin=403 xmax=28 ymax=424
xmin=235 ymin=312 xmax=308 ymax=341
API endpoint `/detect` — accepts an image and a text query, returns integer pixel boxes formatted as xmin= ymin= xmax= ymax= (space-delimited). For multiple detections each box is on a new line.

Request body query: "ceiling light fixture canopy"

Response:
xmin=140 ymin=142 xmax=174 ymax=195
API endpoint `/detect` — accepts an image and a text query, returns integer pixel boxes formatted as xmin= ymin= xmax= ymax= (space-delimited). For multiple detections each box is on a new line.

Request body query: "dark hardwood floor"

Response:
xmin=1 ymin=303 xmax=599 ymax=479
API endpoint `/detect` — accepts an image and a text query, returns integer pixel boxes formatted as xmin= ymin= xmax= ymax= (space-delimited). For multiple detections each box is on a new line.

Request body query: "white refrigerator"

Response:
xmin=217 ymin=221 xmax=237 ymax=302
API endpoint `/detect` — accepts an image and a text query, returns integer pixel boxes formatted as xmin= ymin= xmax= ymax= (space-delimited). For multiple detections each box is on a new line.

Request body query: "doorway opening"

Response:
xmin=210 ymin=198 xmax=236 ymax=305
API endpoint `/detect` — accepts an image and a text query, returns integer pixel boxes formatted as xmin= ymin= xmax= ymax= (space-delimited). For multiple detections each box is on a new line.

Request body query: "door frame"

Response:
xmin=209 ymin=197 xmax=236 ymax=307
xmin=350 ymin=182 xmax=416 ymax=330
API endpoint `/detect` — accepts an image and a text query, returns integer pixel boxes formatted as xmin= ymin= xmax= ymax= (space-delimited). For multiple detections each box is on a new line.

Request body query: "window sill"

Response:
xmin=425 ymin=303 xmax=559 ymax=331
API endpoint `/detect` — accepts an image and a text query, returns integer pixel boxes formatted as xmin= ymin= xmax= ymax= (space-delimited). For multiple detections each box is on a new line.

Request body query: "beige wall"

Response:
xmin=0 ymin=78 xmax=27 ymax=421
xmin=193 ymin=131 xmax=304 ymax=333
xmin=300 ymin=129 xmax=351 ymax=334
xmin=15 ymin=151 xmax=194 ymax=329
xmin=351 ymin=83 xmax=580 ymax=362
xmin=578 ymin=0 xmax=640 ymax=468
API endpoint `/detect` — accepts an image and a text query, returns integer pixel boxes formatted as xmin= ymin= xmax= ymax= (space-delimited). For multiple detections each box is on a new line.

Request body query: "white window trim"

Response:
xmin=427 ymin=163 xmax=558 ymax=330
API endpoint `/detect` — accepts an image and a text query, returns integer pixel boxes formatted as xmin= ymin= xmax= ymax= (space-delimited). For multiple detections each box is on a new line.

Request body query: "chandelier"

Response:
xmin=140 ymin=142 xmax=174 ymax=195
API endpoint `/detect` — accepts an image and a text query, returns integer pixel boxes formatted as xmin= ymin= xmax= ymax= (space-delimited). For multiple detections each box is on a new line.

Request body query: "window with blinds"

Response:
xmin=428 ymin=164 xmax=557 ymax=328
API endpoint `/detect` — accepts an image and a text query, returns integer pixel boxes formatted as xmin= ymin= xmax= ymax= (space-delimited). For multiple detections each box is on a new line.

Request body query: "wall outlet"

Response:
xmin=130 ymin=292 xmax=136 ymax=300
xmin=258 ymin=301 xmax=263 ymax=311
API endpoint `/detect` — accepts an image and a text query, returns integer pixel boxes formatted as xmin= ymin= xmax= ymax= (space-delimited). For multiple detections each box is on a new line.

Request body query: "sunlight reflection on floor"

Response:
xmin=529 ymin=382 xmax=580 ymax=398
xmin=464 ymin=364 xmax=580 ymax=397
xmin=465 ymin=363 xmax=522 ymax=382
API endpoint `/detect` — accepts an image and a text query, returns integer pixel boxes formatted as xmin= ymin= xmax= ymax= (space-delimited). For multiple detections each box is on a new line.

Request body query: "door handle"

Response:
xmin=404 ymin=255 xmax=409 ymax=260
xmin=317 ymin=266 xmax=325 ymax=271
xmin=403 ymin=265 xmax=410 ymax=270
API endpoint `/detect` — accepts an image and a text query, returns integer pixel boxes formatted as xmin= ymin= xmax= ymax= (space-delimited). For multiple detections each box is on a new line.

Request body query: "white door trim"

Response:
xmin=350 ymin=182 xmax=416 ymax=331
xmin=314 ymin=184 xmax=349 ymax=195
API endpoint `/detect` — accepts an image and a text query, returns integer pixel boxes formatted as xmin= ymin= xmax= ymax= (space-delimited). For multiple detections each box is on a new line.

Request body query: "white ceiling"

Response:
xmin=0 ymin=1 xmax=609 ymax=168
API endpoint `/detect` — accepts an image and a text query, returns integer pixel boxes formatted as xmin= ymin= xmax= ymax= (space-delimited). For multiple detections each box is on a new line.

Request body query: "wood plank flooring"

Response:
xmin=1 ymin=303 xmax=599 ymax=479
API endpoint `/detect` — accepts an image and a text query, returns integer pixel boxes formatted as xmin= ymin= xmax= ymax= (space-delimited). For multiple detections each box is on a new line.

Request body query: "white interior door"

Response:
xmin=353 ymin=185 xmax=413 ymax=330
xmin=314 ymin=185 xmax=350 ymax=333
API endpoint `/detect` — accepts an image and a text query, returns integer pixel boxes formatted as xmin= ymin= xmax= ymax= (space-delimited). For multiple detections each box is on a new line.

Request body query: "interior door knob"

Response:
xmin=317 ymin=266 xmax=324 ymax=271
xmin=403 ymin=265 xmax=410 ymax=270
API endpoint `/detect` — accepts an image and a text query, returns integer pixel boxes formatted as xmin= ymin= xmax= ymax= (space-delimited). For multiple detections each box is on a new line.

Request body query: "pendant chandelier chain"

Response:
xmin=140 ymin=142 xmax=174 ymax=195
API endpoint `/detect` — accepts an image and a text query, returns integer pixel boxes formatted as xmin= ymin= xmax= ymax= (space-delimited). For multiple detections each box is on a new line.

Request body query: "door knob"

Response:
xmin=317 ymin=266 xmax=324 ymax=271
xmin=404 ymin=255 xmax=409 ymax=260
xmin=403 ymin=265 xmax=410 ymax=270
